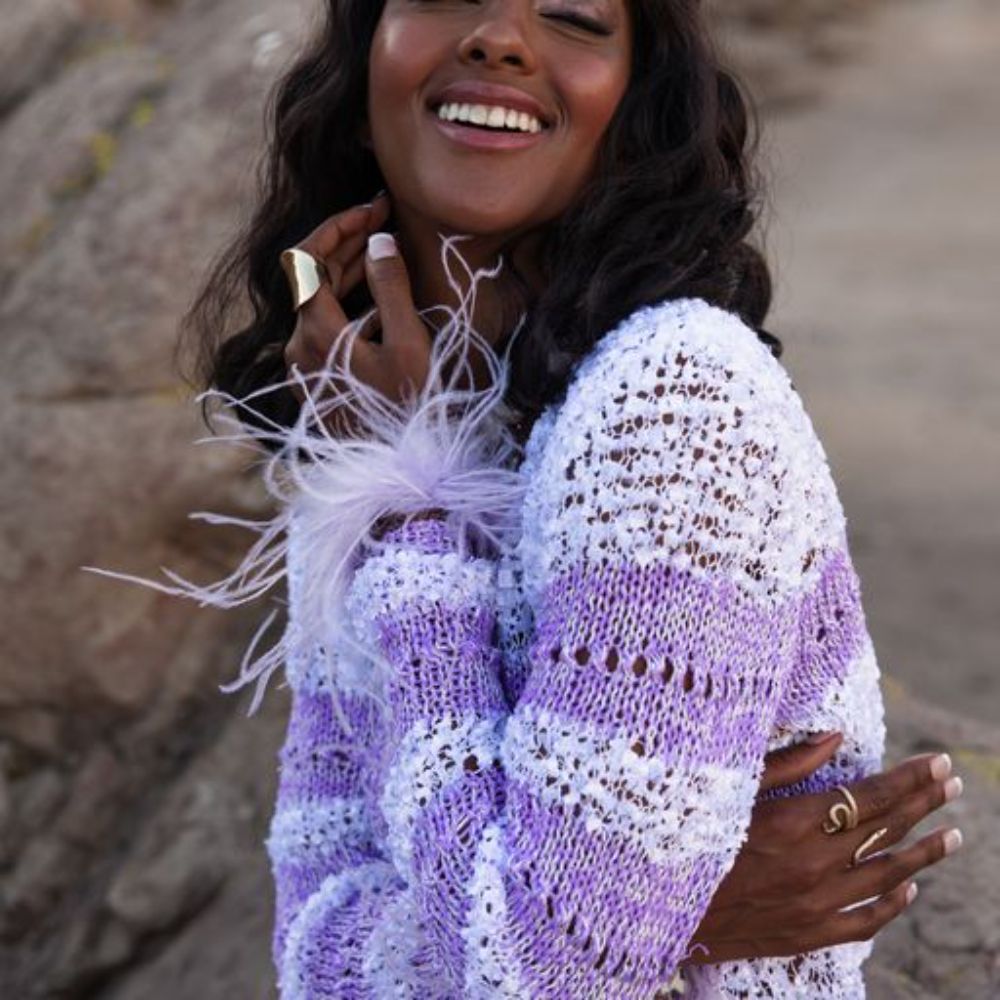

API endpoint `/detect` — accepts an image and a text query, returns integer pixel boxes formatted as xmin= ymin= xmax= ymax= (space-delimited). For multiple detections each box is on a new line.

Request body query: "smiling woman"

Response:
xmin=153 ymin=0 xmax=966 ymax=997
xmin=367 ymin=0 xmax=631 ymax=237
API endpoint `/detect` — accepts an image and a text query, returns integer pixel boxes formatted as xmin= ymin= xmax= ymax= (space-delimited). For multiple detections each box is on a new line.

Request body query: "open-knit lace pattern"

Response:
xmin=267 ymin=298 xmax=885 ymax=998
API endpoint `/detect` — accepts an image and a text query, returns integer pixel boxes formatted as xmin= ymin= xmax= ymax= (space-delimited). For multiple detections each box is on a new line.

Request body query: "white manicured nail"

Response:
xmin=930 ymin=753 xmax=952 ymax=781
xmin=368 ymin=232 xmax=397 ymax=260
xmin=943 ymin=828 xmax=963 ymax=855
xmin=906 ymin=882 xmax=919 ymax=905
xmin=943 ymin=776 xmax=963 ymax=802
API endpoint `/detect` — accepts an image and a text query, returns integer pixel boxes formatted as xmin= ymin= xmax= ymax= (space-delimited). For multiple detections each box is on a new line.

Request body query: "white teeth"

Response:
xmin=435 ymin=102 xmax=543 ymax=134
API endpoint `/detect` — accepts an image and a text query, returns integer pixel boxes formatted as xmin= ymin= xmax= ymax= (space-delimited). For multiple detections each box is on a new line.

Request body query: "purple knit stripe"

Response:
xmin=275 ymin=690 xmax=381 ymax=808
xmin=517 ymin=563 xmax=795 ymax=770
xmin=777 ymin=549 xmax=867 ymax=726
xmin=501 ymin=859 xmax=695 ymax=996
xmin=271 ymin=828 xmax=386 ymax=951
xmin=379 ymin=516 xmax=456 ymax=553
xmin=291 ymin=884 xmax=385 ymax=999
xmin=503 ymin=776 xmax=718 ymax=937
xmin=408 ymin=765 xmax=507 ymax=987
xmin=376 ymin=608 xmax=508 ymax=731
xmin=762 ymin=757 xmax=873 ymax=802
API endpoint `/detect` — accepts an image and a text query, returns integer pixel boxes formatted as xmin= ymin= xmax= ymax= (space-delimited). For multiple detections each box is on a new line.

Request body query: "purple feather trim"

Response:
xmin=82 ymin=235 xmax=529 ymax=715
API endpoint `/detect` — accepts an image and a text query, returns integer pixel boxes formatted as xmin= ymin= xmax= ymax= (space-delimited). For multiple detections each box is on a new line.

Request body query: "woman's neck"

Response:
xmin=390 ymin=202 xmax=544 ymax=348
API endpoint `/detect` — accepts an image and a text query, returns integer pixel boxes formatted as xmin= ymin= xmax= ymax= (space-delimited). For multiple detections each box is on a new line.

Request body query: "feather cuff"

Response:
xmin=82 ymin=235 xmax=528 ymax=715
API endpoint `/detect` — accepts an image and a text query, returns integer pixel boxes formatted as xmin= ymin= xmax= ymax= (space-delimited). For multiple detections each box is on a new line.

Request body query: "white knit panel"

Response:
xmin=462 ymin=822 xmax=529 ymax=999
xmin=362 ymin=885 xmax=458 ymax=998
xmin=267 ymin=799 xmax=372 ymax=870
xmin=347 ymin=548 xmax=497 ymax=648
xmin=503 ymin=704 xmax=757 ymax=865
xmin=685 ymin=943 xmax=871 ymax=999
xmin=518 ymin=298 xmax=846 ymax=610
xmin=379 ymin=713 xmax=506 ymax=882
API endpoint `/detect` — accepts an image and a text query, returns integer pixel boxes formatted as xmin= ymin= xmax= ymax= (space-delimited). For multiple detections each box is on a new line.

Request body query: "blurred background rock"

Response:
xmin=0 ymin=0 xmax=996 ymax=996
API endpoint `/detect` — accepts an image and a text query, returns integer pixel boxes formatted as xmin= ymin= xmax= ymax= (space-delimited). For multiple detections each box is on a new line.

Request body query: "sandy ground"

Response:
xmin=764 ymin=0 xmax=999 ymax=725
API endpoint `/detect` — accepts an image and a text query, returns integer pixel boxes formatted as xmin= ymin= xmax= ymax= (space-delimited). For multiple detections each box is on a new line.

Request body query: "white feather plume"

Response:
xmin=82 ymin=235 xmax=529 ymax=715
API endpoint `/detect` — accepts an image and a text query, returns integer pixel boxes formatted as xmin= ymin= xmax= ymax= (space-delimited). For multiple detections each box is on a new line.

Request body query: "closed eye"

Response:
xmin=546 ymin=11 xmax=612 ymax=36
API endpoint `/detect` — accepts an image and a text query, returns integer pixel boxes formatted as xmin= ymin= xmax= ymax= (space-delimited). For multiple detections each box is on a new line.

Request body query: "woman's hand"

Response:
xmin=283 ymin=195 xmax=436 ymax=432
xmin=684 ymin=735 xmax=963 ymax=964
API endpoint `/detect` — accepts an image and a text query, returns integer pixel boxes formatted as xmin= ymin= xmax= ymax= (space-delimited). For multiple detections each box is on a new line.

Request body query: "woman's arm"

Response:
xmin=266 ymin=639 xmax=389 ymax=973
xmin=276 ymin=301 xmax=832 ymax=998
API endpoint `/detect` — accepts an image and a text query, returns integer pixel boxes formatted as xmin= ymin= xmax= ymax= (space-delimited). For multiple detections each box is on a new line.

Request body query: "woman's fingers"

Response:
xmin=759 ymin=732 xmax=843 ymax=793
xmin=298 ymin=194 xmax=390 ymax=261
xmin=318 ymin=197 xmax=393 ymax=294
xmin=829 ymin=825 xmax=960 ymax=911
xmin=284 ymin=197 xmax=392 ymax=384
xmin=354 ymin=233 xmax=432 ymax=399
xmin=813 ymin=752 xmax=950 ymax=831
xmin=806 ymin=879 xmax=918 ymax=951
xmin=831 ymin=770 xmax=961 ymax=868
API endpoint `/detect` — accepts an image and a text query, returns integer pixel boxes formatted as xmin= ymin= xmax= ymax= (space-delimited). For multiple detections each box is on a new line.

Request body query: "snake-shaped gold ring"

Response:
xmin=852 ymin=826 xmax=890 ymax=866
xmin=822 ymin=784 xmax=861 ymax=834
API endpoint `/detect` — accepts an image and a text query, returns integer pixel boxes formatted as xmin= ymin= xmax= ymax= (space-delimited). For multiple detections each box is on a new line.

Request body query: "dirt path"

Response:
xmin=765 ymin=0 xmax=1000 ymax=725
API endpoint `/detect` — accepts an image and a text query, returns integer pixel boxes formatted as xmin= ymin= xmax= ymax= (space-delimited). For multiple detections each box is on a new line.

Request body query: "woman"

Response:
xmin=171 ymin=0 xmax=963 ymax=996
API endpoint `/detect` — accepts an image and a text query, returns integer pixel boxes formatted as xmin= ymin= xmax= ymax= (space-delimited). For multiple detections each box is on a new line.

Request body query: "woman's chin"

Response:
xmin=420 ymin=195 xmax=542 ymax=242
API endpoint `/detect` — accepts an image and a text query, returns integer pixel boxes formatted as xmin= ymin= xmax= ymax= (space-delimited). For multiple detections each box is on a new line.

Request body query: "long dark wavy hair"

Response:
xmin=179 ymin=0 xmax=779 ymax=446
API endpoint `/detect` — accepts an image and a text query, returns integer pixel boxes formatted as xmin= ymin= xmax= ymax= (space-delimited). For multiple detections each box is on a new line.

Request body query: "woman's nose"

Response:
xmin=457 ymin=4 xmax=538 ymax=73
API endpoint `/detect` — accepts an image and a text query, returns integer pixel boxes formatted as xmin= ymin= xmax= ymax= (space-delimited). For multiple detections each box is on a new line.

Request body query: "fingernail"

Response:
xmin=943 ymin=775 xmax=963 ymax=802
xmin=368 ymin=232 xmax=397 ymax=261
xmin=943 ymin=828 xmax=963 ymax=855
xmin=930 ymin=753 xmax=952 ymax=781
xmin=906 ymin=882 xmax=919 ymax=905
xmin=805 ymin=731 xmax=840 ymax=744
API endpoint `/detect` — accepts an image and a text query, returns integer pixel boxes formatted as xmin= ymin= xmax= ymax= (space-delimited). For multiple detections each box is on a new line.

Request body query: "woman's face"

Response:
xmin=368 ymin=0 xmax=633 ymax=237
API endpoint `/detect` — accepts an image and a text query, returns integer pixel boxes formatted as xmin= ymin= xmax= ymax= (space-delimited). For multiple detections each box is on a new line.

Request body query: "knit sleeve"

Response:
xmin=277 ymin=299 xmax=820 ymax=999
xmin=264 ymin=515 xmax=393 ymax=975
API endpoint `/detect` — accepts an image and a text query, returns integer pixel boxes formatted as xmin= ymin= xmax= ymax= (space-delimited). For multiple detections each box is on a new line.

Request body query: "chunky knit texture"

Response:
xmin=267 ymin=297 xmax=886 ymax=998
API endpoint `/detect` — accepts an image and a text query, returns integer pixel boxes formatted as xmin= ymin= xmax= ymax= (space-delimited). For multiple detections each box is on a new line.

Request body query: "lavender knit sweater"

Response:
xmin=245 ymin=294 xmax=887 ymax=998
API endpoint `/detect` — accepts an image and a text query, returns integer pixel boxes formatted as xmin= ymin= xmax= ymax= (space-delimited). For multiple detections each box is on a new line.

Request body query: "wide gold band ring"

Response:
xmin=822 ymin=784 xmax=861 ymax=835
xmin=852 ymin=826 xmax=889 ymax=866
xmin=280 ymin=248 xmax=330 ymax=311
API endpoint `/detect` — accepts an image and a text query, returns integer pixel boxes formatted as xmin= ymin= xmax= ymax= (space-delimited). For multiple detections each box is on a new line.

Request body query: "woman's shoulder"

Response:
xmin=565 ymin=296 xmax=798 ymax=416
xmin=551 ymin=296 xmax=831 ymax=465
xmin=536 ymin=296 xmax=849 ymax=576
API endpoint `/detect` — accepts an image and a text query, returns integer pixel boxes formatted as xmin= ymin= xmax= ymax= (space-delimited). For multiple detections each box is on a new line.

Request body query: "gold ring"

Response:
xmin=852 ymin=826 xmax=889 ymax=866
xmin=822 ymin=784 xmax=861 ymax=834
xmin=280 ymin=248 xmax=330 ymax=310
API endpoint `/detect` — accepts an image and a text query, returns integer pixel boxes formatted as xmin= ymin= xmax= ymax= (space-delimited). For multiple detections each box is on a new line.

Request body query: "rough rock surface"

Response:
xmin=0 ymin=1 xmax=994 ymax=998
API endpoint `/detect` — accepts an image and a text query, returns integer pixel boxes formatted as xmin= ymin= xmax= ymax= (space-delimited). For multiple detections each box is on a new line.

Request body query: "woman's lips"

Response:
xmin=428 ymin=109 xmax=549 ymax=151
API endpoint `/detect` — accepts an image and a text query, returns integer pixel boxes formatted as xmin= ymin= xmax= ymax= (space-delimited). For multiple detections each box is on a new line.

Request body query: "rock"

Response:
xmin=0 ymin=0 xmax=83 ymax=118
xmin=52 ymin=915 xmax=138 ymax=994
xmin=708 ymin=0 xmax=874 ymax=108
xmin=106 ymin=779 xmax=239 ymax=934
xmin=0 ymin=835 xmax=88 ymax=942
xmin=0 ymin=42 xmax=170 ymax=292
xmin=0 ymin=765 xmax=68 ymax=866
